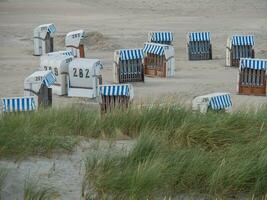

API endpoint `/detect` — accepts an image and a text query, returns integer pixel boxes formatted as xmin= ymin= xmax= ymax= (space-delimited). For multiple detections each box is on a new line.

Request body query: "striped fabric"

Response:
xmin=143 ymin=43 xmax=165 ymax=56
xmin=42 ymin=72 xmax=57 ymax=87
xmin=239 ymin=58 xmax=267 ymax=70
xmin=119 ymin=49 xmax=144 ymax=60
xmin=151 ymin=32 xmax=173 ymax=42
xmin=47 ymin=24 xmax=56 ymax=33
xmin=209 ymin=94 xmax=232 ymax=110
xmin=189 ymin=32 xmax=211 ymax=42
xmin=1 ymin=97 xmax=36 ymax=113
xmin=99 ymin=85 xmax=130 ymax=96
xmin=59 ymin=51 xmax=73 ymax=56
xmin=232 ymin=35 xmax=254 ymax=46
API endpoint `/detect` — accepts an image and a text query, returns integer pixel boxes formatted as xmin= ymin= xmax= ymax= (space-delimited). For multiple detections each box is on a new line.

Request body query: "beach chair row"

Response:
xmin=1 ymin=24 xmax=265 ymax=115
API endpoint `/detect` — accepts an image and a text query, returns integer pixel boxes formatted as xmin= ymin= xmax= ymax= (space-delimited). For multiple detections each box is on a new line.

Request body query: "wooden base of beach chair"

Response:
xmin=145 ymin=68 xmax=157 ymax=76
xmin=144 ymin=68 xmax=166 ymax=77
xmin=238 ymin=85 xmax=266 ymax=96
xmin=144 ymin=54 xmax=167 ymax=77
xmin=156 ymin=69 xmax=165 ymax=77
xmin=100 ymin=95 xmax=130 ymax=113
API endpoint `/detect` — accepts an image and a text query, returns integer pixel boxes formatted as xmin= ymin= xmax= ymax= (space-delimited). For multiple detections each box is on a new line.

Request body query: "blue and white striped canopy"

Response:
xmin=1 ymin=97 xmax=36 ymax=113
xmin=99 ymin=85 xmax=130 ymax=96
xmin=240 ymin=58 xmax=267 ymax=70
xmin=232 ymin=35 xmax=254 ymax=46
xmin=47 ymin=24 xmax=56 ymax=33
xmin=189 ymin=32 xmax=211 ymax=42
xmin=209 ymin=94 xmax=232 ymax=110
xmin=61 ymin=51 xmax=73 ymax=56
xmin=119 ymin=49 xmax=144 ymax=61
xmin=143 ymin=43 xmax=165 ymax=56
xmin=151 ymin=32 xmax=174 ymax=42
xmin=42 ymin=71 xmax=57 ymax=87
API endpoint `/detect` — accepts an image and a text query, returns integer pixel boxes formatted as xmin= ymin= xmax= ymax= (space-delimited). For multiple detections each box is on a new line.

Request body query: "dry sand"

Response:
xmin=0 ymin=0 xmax=267 ymax=109
xmin=0 ymin=139 xmax=135 ymax=199
xmin=1 ymin=0 xmax=267 ymax=199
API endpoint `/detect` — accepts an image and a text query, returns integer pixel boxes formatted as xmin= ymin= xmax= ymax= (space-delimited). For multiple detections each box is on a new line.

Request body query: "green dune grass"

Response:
xmin=1 ymin=105 xmax=267 ymax=198
xmin=23 ymin=179 xmax=58 ymax=200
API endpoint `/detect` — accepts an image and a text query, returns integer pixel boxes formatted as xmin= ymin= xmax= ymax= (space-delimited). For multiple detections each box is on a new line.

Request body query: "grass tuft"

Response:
xmin=23 ymin=178 xmax=59 ymax=200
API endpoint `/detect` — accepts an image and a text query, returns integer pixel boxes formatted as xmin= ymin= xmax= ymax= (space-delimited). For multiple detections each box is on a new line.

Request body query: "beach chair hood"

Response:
xmin=33 ymin=23 xmax=56 ymax=39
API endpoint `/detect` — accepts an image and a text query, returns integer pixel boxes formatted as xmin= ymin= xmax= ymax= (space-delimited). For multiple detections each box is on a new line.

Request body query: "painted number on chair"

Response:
xmin=73 ymin=68 xmax=90 ymax=78
xmin=35 ymin=76 xmax=43 ymax=81
xmin=44 ymin=66 xmax=58 ymax=76
xmin=54 ymin=68 xmax=58 ymax=76
xmin=85 ymin=69 xmax=89 ymax=78
xmin=44 ymin=66 xmax=52 ymax=71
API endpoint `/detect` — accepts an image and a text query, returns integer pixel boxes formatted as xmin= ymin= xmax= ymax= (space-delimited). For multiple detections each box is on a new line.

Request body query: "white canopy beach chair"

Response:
xmin=65 ymin=30 xmax=86 ymax=58
xmin=33 ymin=23 xmax=56 ymax=56
xmin=24 ymin=70 xmax=56 ymax=108
xmin=40 ymin=54 xmax=74 ymax=95
xmin=67 ymin=58 xmax=103 ymax=98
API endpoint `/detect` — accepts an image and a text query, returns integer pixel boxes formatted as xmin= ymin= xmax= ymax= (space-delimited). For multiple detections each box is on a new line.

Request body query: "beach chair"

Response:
xmin=187 ymin=32 xmax=212 ymax=60
xmin=99 ymin=84 xmax=134 ymax=113
xmin=192 ymin=93 xmax=232 ymax=113
xmin=148 ymin=31 xmax=173 ymax=45
xmin=238 ymin=58 xmax=267 ymax=96
xmin=67 ymin=58 xmax=103 ymax=98
xmin=113 ymin=48 xmax=144 ymax=83
xmin=33 ymin=23 xmax=56 ymax=56
xmin=65 ymin=30 xmax=86 ymax=58
xmin=40 ymin=54 xmax=73 ymax=95
xmin=143 ymin=43 xmax=175 ymax=77
xmin=0 ymin=96 xmax=37 ymax=114
xmin=24 ymin=70 xmax=56 ymax=108
xmin=226 ymin=35 xmax=255 ymax=67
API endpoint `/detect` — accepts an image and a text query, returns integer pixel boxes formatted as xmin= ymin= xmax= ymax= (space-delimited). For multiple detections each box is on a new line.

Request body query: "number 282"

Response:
xmin=73 ymin=68 xmax=90 ymax=78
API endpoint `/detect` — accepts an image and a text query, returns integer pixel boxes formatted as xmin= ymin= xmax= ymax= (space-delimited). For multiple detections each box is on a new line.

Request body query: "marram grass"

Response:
xmin=84 ymin=132 xmax=267 ymax=199
xmin=23 ymin=178 xmax=58 ymax=200
xmin=1 ymin=104 xmax=267 ymax=198
xmin=82 ymin=105 xmax=267 ymax=199
xmin=1 ymin=104 xmax=266 ymax=157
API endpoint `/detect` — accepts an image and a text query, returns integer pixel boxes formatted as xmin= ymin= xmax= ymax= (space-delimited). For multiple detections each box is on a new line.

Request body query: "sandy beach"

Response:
xmin=1 ymin=0 xmax=267 ymax=199
xmin=1 ymin=0 xmax=267 ymax=109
